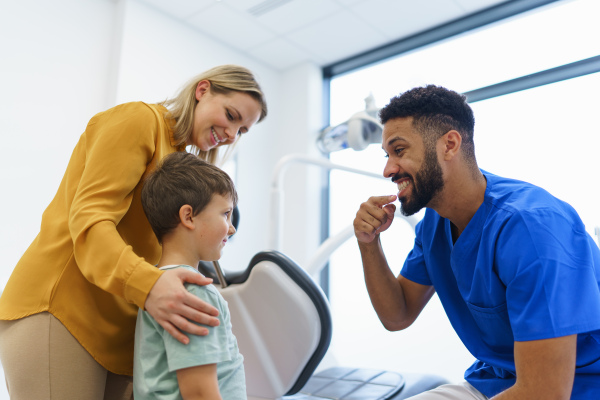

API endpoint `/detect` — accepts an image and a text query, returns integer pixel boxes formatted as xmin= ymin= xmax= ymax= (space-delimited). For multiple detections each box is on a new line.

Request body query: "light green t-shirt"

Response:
xmin=133 ymin=265 xmax=246 ymax=399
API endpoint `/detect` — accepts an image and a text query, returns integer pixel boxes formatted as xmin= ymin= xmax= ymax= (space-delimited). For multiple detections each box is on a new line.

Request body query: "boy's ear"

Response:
xmin=179 ymin=205 xmax=195 ymax=229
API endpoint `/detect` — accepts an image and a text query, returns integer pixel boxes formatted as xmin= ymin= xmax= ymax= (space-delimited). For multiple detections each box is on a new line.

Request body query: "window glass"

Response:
xmin=472 ymin=71 xmax=600 ymax=236
xmin=330 ymin=0 xmax=600 ymax=126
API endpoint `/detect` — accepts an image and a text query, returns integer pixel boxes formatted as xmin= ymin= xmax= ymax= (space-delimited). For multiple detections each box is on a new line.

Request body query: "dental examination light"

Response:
xmin=317 ymin=93 xmax=383 ymax=153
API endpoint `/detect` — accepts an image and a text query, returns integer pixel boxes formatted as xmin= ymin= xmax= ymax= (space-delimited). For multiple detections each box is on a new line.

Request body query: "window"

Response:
xmin=325 ymin=0 xmax=600 ymax=381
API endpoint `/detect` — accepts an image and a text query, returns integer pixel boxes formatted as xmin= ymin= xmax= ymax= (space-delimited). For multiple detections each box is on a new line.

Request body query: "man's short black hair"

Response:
xmin=379 ymin=85 xmax=476 ymax=164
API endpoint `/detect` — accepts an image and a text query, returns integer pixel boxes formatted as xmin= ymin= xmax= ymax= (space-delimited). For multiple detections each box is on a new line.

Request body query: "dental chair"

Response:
xmin=199 ymin=250 xmax=449 ymax=400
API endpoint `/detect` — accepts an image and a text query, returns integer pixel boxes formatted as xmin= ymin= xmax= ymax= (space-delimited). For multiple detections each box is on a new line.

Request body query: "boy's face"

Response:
xmin=193 ymin=194 xmax=236 ymax=261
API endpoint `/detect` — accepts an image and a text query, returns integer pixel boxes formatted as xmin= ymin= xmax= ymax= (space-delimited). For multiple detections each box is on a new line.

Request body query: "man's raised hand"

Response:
xmin=354 ymin=195 xmax=397 ymax=244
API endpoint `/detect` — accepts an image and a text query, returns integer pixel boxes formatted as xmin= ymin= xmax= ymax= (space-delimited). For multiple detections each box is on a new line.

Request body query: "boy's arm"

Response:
xmin=177 ymin=364 xmax=222 ymax=400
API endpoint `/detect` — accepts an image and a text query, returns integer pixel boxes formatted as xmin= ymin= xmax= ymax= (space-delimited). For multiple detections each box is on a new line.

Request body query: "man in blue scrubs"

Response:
xmin=353 ymin=85 xmax=600 ymax=399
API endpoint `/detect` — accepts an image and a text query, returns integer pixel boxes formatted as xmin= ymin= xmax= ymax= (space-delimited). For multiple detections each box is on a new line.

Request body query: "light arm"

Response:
xmin=177 ymin=364 xmax=222 ymax=400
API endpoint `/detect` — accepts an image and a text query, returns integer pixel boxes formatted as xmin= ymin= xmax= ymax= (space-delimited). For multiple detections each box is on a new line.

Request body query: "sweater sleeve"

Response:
xmin=68 ymin=103 xmax=164 ymax=309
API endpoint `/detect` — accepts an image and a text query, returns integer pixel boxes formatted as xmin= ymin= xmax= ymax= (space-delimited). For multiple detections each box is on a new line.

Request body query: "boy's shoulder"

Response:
xmin=160 ymin=265 xmax=223 ymax=302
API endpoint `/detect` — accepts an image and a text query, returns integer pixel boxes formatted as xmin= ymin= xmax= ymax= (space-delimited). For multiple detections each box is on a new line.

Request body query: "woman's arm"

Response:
xmin=67 ymin=103 xmax=219 ymax=339
xmin=68 ymin=103 xmax=165 ymax=306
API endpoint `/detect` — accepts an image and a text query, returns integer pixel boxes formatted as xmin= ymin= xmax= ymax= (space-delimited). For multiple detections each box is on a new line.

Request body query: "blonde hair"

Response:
xmin=160 ymin=65 xmax=268 ymax=165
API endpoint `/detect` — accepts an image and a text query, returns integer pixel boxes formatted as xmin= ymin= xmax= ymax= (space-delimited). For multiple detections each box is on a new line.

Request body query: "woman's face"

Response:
xmin=188 ymin=80 xmax=262 ymax=151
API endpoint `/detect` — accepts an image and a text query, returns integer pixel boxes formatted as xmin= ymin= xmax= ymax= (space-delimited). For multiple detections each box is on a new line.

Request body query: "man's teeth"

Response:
xmin=398 ymin=181 xmax=409 ymax=191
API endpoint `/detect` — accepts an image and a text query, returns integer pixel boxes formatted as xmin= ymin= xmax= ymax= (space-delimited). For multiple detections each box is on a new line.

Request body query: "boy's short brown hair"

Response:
xmin=141 ymin=152 xmax=238 ymax=243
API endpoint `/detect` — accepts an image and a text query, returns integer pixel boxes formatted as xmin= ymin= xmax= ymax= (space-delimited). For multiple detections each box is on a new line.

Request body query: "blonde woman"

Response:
xmin=0 ymin=65 xmax=267 ymax=400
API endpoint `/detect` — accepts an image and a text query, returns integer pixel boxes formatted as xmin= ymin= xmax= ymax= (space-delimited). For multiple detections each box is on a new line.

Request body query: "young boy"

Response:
xmin=134 ymin=151 xmax=245 ymax=399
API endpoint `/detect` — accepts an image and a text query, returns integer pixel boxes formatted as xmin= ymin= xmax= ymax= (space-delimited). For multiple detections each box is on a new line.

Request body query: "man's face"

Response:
xmin=382 ymin=117 xmax=445 ymax=216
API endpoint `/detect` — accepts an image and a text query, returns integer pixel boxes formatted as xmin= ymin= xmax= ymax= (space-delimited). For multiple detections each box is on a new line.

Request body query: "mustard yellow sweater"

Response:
xmin=0 ymin=102 xmax=185 ymax=375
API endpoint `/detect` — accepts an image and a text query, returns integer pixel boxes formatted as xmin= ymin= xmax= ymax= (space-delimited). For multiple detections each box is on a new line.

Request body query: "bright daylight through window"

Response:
xmin=324 ymin=0 xmax=600 ymax=382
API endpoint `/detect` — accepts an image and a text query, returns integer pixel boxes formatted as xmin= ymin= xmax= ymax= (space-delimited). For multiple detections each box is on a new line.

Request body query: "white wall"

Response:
xmin=0 ymin=0 xmax=324 ymax=395
xmin=0 ymin=2 xmax=119 ymax=396
xmin=269 ymin=63 xmax=325 ymax=265
xmin=0 ymin=0 xmax=110 ymax=278
xmin=0 ymin=0 xmax=117 ymax=288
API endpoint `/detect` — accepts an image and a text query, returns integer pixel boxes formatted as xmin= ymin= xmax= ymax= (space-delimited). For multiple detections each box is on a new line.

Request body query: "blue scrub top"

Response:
xmin=401 ymin=171 xmax=600 ymax=398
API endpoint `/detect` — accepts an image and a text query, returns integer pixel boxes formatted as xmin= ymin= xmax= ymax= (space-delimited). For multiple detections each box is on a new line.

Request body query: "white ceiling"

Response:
xmin=138 ymin=0 xmax=511 ymax=71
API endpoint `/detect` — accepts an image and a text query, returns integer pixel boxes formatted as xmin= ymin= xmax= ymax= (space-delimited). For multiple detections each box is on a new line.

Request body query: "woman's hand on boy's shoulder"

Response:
xmin=144 ymin=269 xmax=220 ymax=344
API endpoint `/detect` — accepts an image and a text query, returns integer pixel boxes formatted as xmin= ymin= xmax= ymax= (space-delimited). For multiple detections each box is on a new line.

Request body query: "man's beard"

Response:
xmin=395 ymin=148 xmax=445 ymax=216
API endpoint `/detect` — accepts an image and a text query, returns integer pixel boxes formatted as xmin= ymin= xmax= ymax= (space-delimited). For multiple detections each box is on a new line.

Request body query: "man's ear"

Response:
xmin=179 ymin=205 xmax=195 ymax=229
xmin=442 ymin=130 xmax=462 ymax=161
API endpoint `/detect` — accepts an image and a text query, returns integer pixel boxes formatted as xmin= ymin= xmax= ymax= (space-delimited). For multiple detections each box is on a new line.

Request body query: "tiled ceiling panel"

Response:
xmin=135 ymin=0 xmax=512 ymax=71
xmin=251 ymin=38 xmax=313 ymax=70
xmin=139 ymin=0 xmax=214 ymax=20
xmin=350 ymin=0 xmax=466 ymax=40
xmin=186 ymin=3 xmax=275 ymax=49
xmin=255 ymin=0 xmax=342 ymax=35
xmin=287 ymin=9 xmax=388 ymax=65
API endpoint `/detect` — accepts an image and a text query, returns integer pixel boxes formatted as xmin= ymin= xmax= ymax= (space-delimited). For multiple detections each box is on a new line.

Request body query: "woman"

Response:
xmin=0 ymin=64 xmax=267 ymax=399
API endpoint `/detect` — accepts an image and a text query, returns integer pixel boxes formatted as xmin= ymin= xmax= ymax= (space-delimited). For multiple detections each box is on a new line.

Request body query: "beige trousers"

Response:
xmin=406 ymin=382 xmax=489 ymax=399
xmin=0 ymin=312 xmax=133 ymax=400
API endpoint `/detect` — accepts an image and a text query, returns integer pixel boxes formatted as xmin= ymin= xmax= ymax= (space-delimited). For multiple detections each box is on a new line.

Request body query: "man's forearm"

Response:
xmin=359 ymin=238 xmax=411 ymax=330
